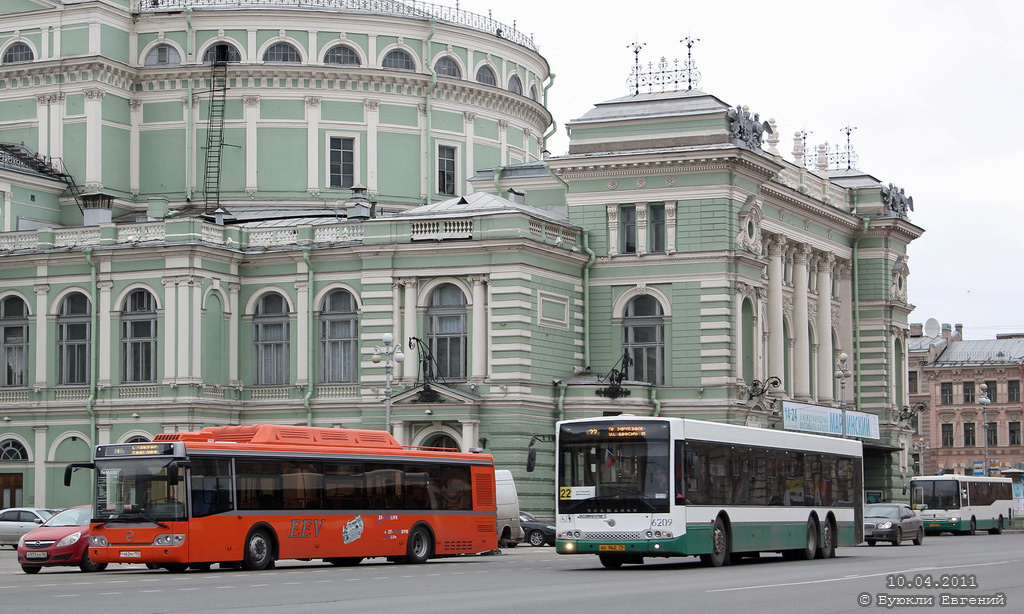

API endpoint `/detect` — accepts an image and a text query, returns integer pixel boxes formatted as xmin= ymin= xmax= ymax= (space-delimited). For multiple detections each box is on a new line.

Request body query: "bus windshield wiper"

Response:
xmin=101 ymin=513 xmax=169 ymax=528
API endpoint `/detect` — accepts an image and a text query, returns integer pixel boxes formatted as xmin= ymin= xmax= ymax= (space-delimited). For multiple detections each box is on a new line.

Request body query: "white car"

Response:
xmin=0 ymin=508 xmax=59 ymax=548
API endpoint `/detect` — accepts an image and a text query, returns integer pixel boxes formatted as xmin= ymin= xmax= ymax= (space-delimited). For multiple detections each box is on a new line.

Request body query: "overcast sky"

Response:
xmin=454 ymin=0 xmax=1023 ymax=340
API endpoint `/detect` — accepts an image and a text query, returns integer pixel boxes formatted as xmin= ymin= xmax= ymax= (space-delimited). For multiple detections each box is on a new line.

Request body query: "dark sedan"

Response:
xmin=864 ymin=503 xmax=924 ymax=546
xmin=520 ymin=512 xmax=555 ymax=547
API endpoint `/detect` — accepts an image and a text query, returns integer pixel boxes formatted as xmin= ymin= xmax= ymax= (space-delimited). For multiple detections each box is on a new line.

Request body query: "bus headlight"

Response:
xmin=57 ymin=532 xmax=82 ymax=547
xmin=152 ymin=534 xmax=186 ymax=546
xmin=949 ymin=517 xmax=959 ymax=523
xmin=89 ymin=535 xmax=108 ymax=547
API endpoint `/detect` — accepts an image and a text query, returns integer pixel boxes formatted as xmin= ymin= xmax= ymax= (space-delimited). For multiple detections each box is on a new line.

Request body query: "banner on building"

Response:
xmin=782 ymin=401 xmax=879 ymax=439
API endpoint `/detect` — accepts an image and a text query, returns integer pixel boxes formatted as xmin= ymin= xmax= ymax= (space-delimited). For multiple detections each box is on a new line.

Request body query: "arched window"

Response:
xmin=324 ymin=44 xmax=361 ymax=66
xmin=263 ymin=42 xmax=302 ymax=63
xmin=253 ymin=293 xmax=289 ymax=385
xmin=382 ymin=49 xmax=415 ymax=71
xmin=426 ymin=284 xmax=467 ymax=381
xmin=125 ymin=435 xmax=151 ymax=443
xmin=2 ymin=43 xmax=33 ymax=65
xmin=320 ymin=290 xmax=358 ymax=383
xmin=507 ymin=74 xmax=523 ymax=95
xmin=1 ymin=296 xmax=29 ymax=388
xmin=0 ymin=438 xmax=28 ymax=461
xmin=144 ymin=44 xmax=181 ymax=67
xmin=622 ymin=295 xmax=664 ymax=385
xmin=122 ymin=290 xmax=157 ymax=383
xmin=475 ymin=65 xmax=496 ymax=86
xmin=434 ymin=56 xmax=461 ymax=79
xmin=202 ymin=43 xmax=241 ymax=64
xmin=57 ymin=293 xmax=91 ymax=385
xmin=424 ymin=434 xmax=459 ymax=451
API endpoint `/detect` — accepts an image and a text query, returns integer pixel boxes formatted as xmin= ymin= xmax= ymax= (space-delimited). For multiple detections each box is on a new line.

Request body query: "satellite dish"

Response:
xmin=924 ymin=318 xmax=940 ymax=338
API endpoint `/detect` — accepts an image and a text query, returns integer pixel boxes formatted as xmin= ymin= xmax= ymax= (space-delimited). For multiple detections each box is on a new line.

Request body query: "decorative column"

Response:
xmin=464 ymin=112 xmax=476 ymax=195
xmin=498 ymin=119 xmax=509 ymax=164
xmin=606 ymin=204 xmax=619 ymax=256
xmin=129 ymin=99 xmax=142 ymax=195
xmin=469 ymin=275 xmax=488 ymax=380
xmin=635 ymin=202 xmax=648 ymax=255
xmin=295 ymin=279 xmax=310 ymax=386
xmin=391 ymin=281 xmax=403 ymax=378
xmin=98 ymin=424 xmax=112 ymax=446
xmin=306 ymin=97 xmax=321 ymax=196
xmin=97 ymin=280 xmax=113 ymax=388
xmin=816 ymin=254 xmax=835 ymax=403
xmin=176 ymin=277 xmax=196 ymax=382
xmin=365 ymin=99 xmax=380 ymax=192
xmin=418 ymin=103 xmax=428 ymax=199
xmin=838 ymin=260 xmax=854 ymax=357
xmin=767 ymin=235 xmax=787 ymax=391
xmin=460 ymin=420 xmax=480 ymax=452
xmin=49 ymin=92 xmax=64 ymax=161
xmin=792 ymin=244 xmax=811 ymax=401
xmin=84 ymin=89 xmax=105 ymax=187
xmin=243 ymin=95 xmax=260 ymax=196
xmin=392 ymin=421 xmax=407 ymax=447
xmin=162 ymin=277 xmax=178 ymax=383
xmin=33 ymin=285 xmax=48 ymax=389
xmin=666 ymin=201 xmax=677 ymax=254
xmin=401 ymin=278 xmax=418 ymax=377
xmin=35 ymin=95 xmax=50 ymax=158
xmin=228 ymin=283 xmax=241 ymax=386
xmin=33 ymin=426 xmax=47 ymax=507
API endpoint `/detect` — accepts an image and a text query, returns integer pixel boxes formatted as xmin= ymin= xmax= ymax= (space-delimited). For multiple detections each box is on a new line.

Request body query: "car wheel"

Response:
xmin=79 ymin=549 xmax=108 ymax=573
xmin=867 ymin=539 xmax=876 ymax=546
xmin=891 ymin=527 xmax=902 ymax=546
xmin=21 ymin=565 xmax=41 ymax=574
xmin=528 ymin=530 xmax=546 ymax=547
xmin=913 ymin=528 xmax=924 ymax=546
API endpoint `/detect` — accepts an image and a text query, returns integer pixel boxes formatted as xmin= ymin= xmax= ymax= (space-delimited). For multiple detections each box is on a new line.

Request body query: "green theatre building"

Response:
xmin=0 ymin=0 xmax=923 ymax=516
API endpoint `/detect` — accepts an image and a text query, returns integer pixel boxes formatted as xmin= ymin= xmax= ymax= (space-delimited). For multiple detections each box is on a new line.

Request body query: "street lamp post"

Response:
xmin=834 ymin=352 xmax=852 ymax=437
xmin=372 ymin=332 xmax=405 ymax=434
xmin=979 ymin=382 xmax=991 ymax=476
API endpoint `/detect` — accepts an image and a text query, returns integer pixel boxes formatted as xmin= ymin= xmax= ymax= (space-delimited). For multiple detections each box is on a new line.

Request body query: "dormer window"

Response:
xmin=2 ymin=42 xmax=33 ymax=65
xmin=382 ymin=49 xmax=415 ymax=71
xmin=324 ymin=45 xmax=360 ymax=66
xmin=144 ymin=44 xmax=181 ymax=67
xmin=434 ymin=56 xmax=461 ymax=79
xmin=263 ymin=42 xmax=301 ymax=64
xmin=507 ymin=74 xmax=523 ymax=95
xmin=475 ymin=65 xmax=496 ymax=86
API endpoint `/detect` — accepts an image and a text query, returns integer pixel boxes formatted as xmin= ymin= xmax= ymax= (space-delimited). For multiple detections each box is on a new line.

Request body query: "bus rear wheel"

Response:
xmin=816 ymin=519 xmax=836 ymax=559
xmin=790 ymin=520 xmax=818 ymax=560
xmin=242 ymin=529 xmax=273 ymax=571
xmin=699 ymin=517 xmax=730 ymax=567
xmin=399 ymin=525 xmax=433 ymax=564
xmin=989 ymin=517 xmax=1003 ymax=535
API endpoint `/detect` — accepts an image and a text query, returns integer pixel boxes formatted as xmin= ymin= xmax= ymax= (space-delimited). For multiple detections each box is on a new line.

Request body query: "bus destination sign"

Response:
xmin=586 ymin=425 xmax=647 ymax=438
xmin=98 ymin=443 xmax=176 ymax=457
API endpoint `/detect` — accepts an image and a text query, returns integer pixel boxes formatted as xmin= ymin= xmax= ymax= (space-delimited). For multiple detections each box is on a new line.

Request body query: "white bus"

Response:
xmin=547 ymin=416 xmax=863 ymax=568
xmin=910 ymin=475 xmax=1013 ymax=535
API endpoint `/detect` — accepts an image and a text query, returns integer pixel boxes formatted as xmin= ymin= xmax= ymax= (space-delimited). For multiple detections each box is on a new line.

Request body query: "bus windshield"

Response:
xmin=95 ymin=459 xmax=187 ymax=523
xmin=911 ymin=479 xmax=961 ymax=510
xmin=558 ymin=421 xmax=670 ymax=514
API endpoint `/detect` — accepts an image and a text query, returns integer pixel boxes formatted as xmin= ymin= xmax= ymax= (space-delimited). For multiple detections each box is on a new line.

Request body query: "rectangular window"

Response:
xmin=1009 ymin=380 xmax=1021 ymax=403
xmin=941 ymin=423 xmax=954 ymax=447
xmin=940 ymin=382 xmax=953 ymax=404
xmin=437 ymin=145 xmax=456 ymax=195
xmin=254 ymin=321 xmax=289 ymax=385
xmin=963 ymin=381 xmax=975 ymax=404
xmin=1 ymin=324 xmax=28 ymax=387
xmin=986 ymin=422 xmax=998 ymax=447
xmin=58 ymin=322 xmax=89 ymax=385
xmin=122 ymin=319 xmax=156 ymax=383
xmin=908 ymin=371 xmax=918 ymax=394
xmin=648 ymin=204 xmax=666 ymax=253
xmin=321 ymin=318 xmax=356 ymax=383
xmin=1010 ymin=422 xmax=1021 ymax=446
xmin=985 ymin=381 xmax=997 ymax=404
xmin=429 ymin=313 xmax=466 ymax=380
xmin=329 ymin=137 xmax=355 ymax=189
xmin=621 ymin=206 xmax=637 ymax=254
xmin=963 ymin=423 xmax=976 ymax=447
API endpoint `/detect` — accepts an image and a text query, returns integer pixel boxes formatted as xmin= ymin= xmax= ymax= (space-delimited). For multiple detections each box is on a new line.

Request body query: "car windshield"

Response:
xmin=865 ymin=505 xmax=900 ymax=519
xmin=45 ymin=507 xmax=91 ymax=527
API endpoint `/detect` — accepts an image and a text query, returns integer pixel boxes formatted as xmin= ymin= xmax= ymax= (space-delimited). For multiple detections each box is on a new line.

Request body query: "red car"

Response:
xmin=17 ymin=505 xmax=106 ymax=574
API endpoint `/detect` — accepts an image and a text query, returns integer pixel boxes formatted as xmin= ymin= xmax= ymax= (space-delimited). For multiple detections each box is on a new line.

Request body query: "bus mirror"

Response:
xmin=902 ymin=484 xmax=907 ymax=495
xmin=167 ymin=460 xmax=191 ymax=486
xmin=64 ymin=462 xmax=95 ymax=487
xmin=526 ymin=448 xmax=537 ymax=472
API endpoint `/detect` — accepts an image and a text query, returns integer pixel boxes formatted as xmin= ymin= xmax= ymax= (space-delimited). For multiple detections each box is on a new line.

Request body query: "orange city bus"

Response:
xmin=64 ymin=424 xmax=498 ymax=571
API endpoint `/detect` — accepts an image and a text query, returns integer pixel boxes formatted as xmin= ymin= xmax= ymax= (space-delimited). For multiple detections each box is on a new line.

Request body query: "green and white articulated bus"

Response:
xmin=552 ymin=416 xmax=864 ymax=568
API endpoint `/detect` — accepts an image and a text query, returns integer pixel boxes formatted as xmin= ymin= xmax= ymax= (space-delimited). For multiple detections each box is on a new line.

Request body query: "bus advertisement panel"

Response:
xmin=910 ymin=475 xmax=1013 ymax=535
xmin=553 ymin=416 xmax=863 ymax=569
xmin=65 ymin=425 xmax=498 ymax=571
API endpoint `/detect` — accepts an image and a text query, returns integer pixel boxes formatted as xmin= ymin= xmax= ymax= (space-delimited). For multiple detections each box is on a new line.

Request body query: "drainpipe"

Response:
xmin=541 ymin=73 xmax=557 ymax=149
xmin=302 ymin=246 xmax=315 ymax=426
xmin=556 ymin=380 xmax=567 ymax=422
xmin=852 ymin=218 xmax=869 ymax=411
xmin=83 ymin=248 xmax=99 ymax=448
xmin=581 ymin=230 xmax=595 ymax=371
xmin=185 ymin=8 xmax=194 ymax=201
xmin=422 ymin=19 xmax=437 ymax=204
xmin=649 ymin=386 xmax=661 ymax=417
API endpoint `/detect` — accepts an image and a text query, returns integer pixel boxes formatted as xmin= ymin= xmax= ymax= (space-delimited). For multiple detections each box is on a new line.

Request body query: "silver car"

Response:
xmin=0 ymin=508 xmax=58 ymax=548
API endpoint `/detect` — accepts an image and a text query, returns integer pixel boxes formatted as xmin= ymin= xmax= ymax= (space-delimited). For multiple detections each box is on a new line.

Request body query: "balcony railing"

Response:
xmin=138 ymin=0 xmax=538 ymax=52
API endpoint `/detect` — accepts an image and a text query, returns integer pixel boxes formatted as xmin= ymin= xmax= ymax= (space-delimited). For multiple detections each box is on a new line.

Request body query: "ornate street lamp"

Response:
xmin=834 ymin=352 xmax=852 ymax=436
xmin=979 ymin=383 xmax=992 ymax=476
xmin=372 ymin=332 xmax=405 ymax=434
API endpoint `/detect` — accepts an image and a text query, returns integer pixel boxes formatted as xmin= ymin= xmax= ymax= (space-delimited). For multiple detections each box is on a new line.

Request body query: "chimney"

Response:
xmin=910 ymin=323 xmax=923 ymax=337
xmin=82 ymin=192 xmax=114 ymax=226
xmin=941 ymin=323 xmax=951 ymax=340
xmin=954 ymin=324 xmax=963 ymax=340
xmin=506 ymin=188 xmax=525 ymax=204
xmin=147 ymin=196 xmax=170 ymax=220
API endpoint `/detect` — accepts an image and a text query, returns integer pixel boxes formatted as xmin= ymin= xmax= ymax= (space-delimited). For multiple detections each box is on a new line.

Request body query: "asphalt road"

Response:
xmin=2 ymin=534 xmax=1022 ymax=614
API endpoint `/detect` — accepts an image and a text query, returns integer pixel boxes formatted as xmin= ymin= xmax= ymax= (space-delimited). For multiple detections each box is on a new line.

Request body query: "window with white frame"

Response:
xmin=253 ymin=293 xmax=290 ymax=385
xmin=121 ymin=290 xmax=157 ymax=383
xmin=507 ymin=74 xmax=523 ymax=95
xmin=623 ymin=295 xmax=664 ymax=385
xmin=324 ymin=44 xmax=361 ymax=66
xmin=263 ymin=42 xmax=302 ymax=63
xmin=427 ymin=284 xmax=467 ymax=381
xmin=320 ymin=290 xmax=358 ymax=383
xmin=620 ymin=205 xmax=637 ymax=254
xmin=475 ymin=65 xmax=497 ymax=86
xmin=57 ymin=293 xmax=90 ymax=385
xmin=329 ymin=136 xmax=356 ymax=189
xmin=144 ymin=44 xmax=181 ymax=67
xmin=434 ymin=56 xmax=462 ymax=79
xmin=202 ymin=43 xmax=241 ymax=64
xmin=0 ymin=296 xmax=28 ymax=388
xmin=382 ymin=49 xmax=415 ymax=71
xmin=0 ymin=438 xmax=27 ymax=460
xmin=2 ymin=43 xmax=33 ymax=65
xmin=648 ymin=204 xmax=666 ymax=253
xmin=438 ymin=145 xmax=457 ymax=196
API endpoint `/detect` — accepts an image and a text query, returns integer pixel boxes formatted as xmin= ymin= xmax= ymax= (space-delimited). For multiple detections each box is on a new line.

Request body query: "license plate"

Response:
xmin=120 ymin=550 xmax=142 ymax=558
xmin=26 ymin=551 xmax=48 ymax=559
xmin=928 ymin=523 xmax=940 ymax=527
xmin=599 ymin=544 xmax=625 ymax=551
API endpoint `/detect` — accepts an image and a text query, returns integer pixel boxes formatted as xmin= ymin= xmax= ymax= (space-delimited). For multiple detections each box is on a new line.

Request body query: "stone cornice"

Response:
xmin=553 ymin=148 xmax=779 ymax=181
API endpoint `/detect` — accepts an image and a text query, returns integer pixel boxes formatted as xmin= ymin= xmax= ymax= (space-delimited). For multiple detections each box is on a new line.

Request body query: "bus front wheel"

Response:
xmin=599 ymin=554 xmax=624 ymax=569
xmin=243 ymin=529 xmax=273 ymax=571
xmin=700 ymin=517 xmax=730 ymax=567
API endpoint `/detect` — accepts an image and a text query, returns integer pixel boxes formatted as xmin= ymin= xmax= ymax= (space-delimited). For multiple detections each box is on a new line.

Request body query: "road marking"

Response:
xmin=140 ymin=589 xmax=162 ymax=593
xmin=97 ymin=592 xmax=121 ymax=596
xmin=179 ymin=587 xmax=200 ymax=591
xmin=314 ymin=580 xmax=332 ymax=583
xmin=56 ymin=595 xmax=78 ymax=598
xmin=251 ymin=584 xmax=270 ymax=587
xmin=708 ymin=559 xmax=1024 ymax=593
xmin=284 ymin=582 xmax=301 ymax=585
